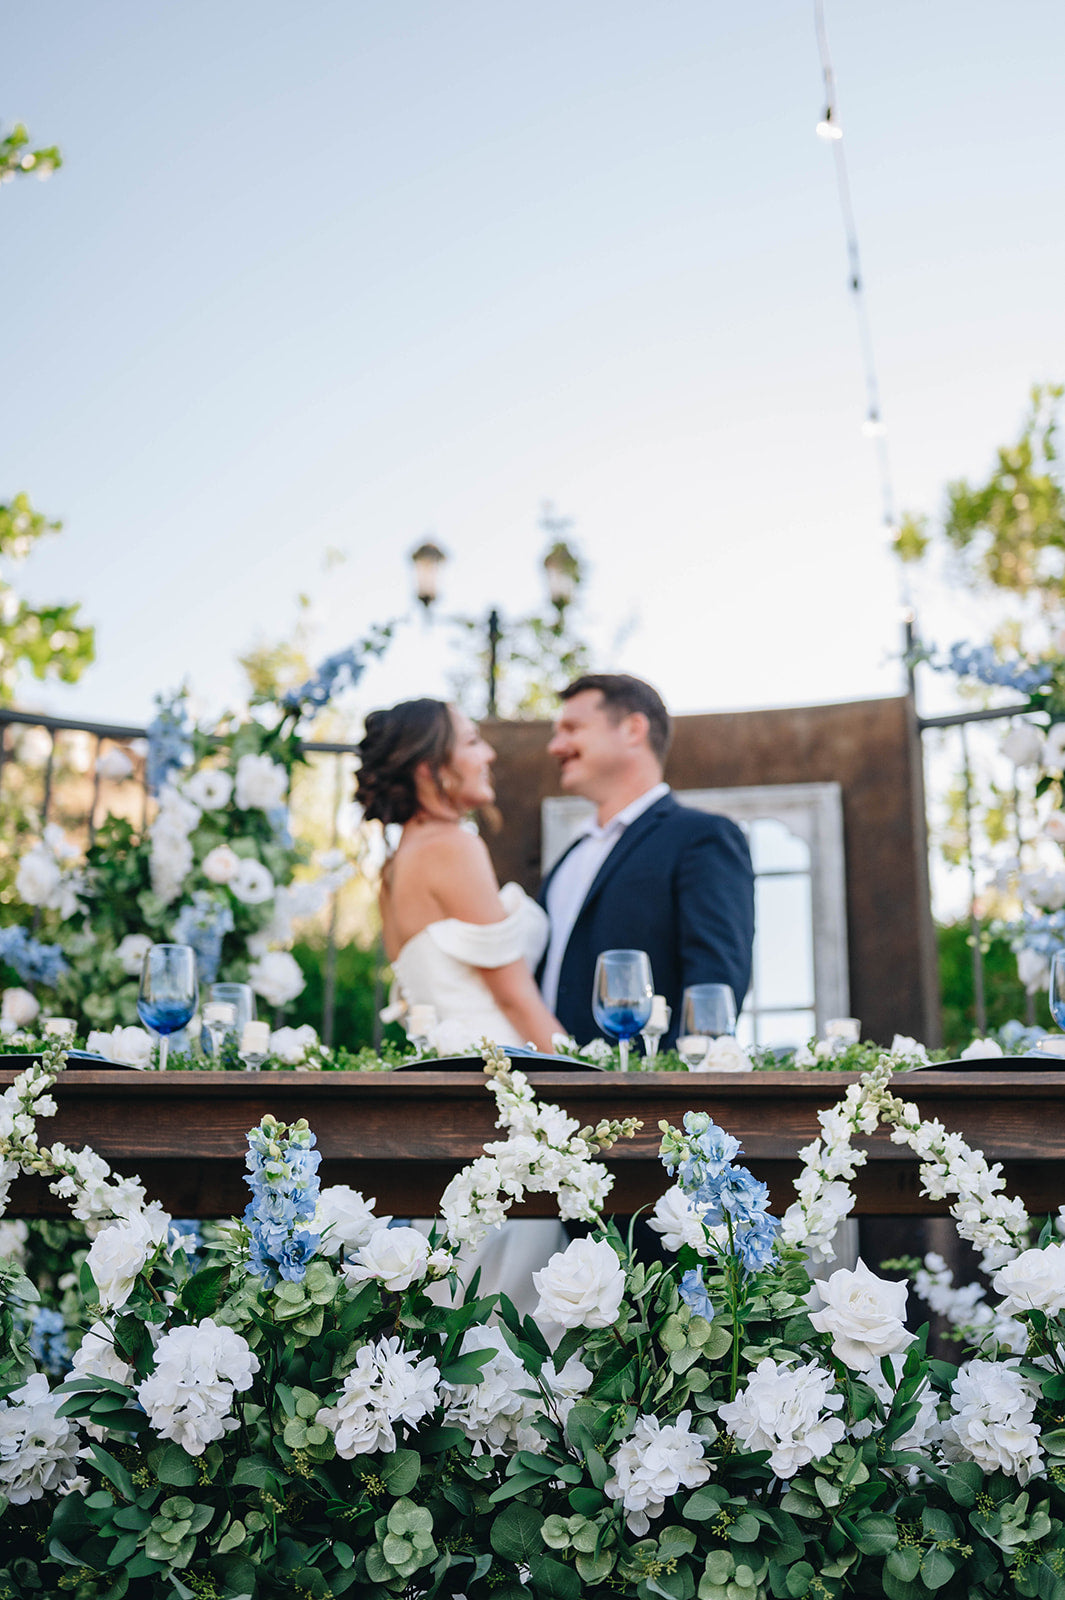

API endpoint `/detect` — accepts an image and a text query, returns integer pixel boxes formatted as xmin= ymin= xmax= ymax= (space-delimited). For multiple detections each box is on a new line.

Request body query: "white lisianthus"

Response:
xmin=231 ymin=857 xmax=275 ymax=905
xmin=183 ymin=769 xmax=233 ymax=811
xmin=440 ymin=1326 xmax=537 ymax=1453
xmin=235 ymin=752 xmax=288 ymax=811
xmin=605 ymin=1410 xmax=712 ymax=1535
xmin=317 ymin=1335 xmax=439 ymax=1458
xmin=201 ymin=844 xmax=240 ymax=885
xmin=15 ymin=843 xmax=62 ymax=907
xmin=992 ymin=1242 xmax=1065 ymax=1317
xmin=248 ymin=950 xmax=305 ymax=1007
xmin=1001 ymin=724 xmax=1045 ymax=768
xmin=137 ymin=1318 xmax=259 ymax=1457
xmin=959 ymin=1037 xmax=1004 ymax=1060
xmin=532 ymin=1236 xmax=626 ymax=1330
xmin=2 ymin=988 xmax=39 ymax=1028
xmin=95 ymin=746 xmax=134 ymax=781
xmin=115 ymin=933 xmax=153 ymax=977
xmin=86 ymin=1205 xmax=171 ymax=1309
xmin=809 ymin=1259 xmax=915 ymax=1371
xmin=717 ymin=1357 xmax=845 ymax=1479
xmin=345 ymin=1226 xmax=430 ymax=1292
xmin=270 ymin=1024 xmax=319 ymax=1065
xmin=0 ymin=1374 xmax=82 ymax=1504
xmin=942 ymin=1361 xmax=1043 ymax=1482
xmin=316 ymin=1185 xmax=387 ymax=1255
xmin=85 ymin=1026 xmax=155 ymax=1071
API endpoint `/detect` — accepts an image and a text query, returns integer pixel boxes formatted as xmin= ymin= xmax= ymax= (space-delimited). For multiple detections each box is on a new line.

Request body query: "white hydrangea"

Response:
xmin=71 ymin=1321 xmax=134 ymax=1387
xmin=85 ymin=1025 xmax=155 ymax=1070
xmin=235 ymin=752 xmax=288 ymax=812
xmin=15 ymin=842 xmax=62 ymax=908
xmin=316 ymin=1335 xmax=440 ymax=1457
xmin=248 ymin=950 xmax=305 ymax=1008
xmin=316 ymin=1185 xmax=387 ymax=1256
xmin=440 ymin=1326 xmax=536 ymax=1453
xmin=86 ymin=1205 xmax=171 ymax=1309
xmin=848 ymin=1353 xmax=941 ymax=1465
xmin=605 ymin=1410 xmax=712 ymax=1535
xmin=270 ymin=1024 xmax=318 ymax=1065
xmin=0 ymin=1373 xmax=82 ymax=1503
xmin=137 ymin=1318 xmax=259 ymax=1456
xmin=717 ymin=1357 xmax=845 ymax=1479
xmin=941 ymin=1361 xmax=1043 ymax=1483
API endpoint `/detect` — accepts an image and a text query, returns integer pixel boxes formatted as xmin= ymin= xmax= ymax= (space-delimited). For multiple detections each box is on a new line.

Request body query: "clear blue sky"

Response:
xmin=5 ymin=0 xmax=1064 ymax=725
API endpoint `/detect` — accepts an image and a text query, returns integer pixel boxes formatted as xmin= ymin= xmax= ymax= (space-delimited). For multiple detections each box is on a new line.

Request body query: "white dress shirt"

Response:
xmin=540 ymin=782 xmax=670 ymax=1013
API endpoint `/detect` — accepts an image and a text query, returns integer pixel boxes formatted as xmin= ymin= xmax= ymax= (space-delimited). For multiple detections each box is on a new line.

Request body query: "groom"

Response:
xmin=538 ymin=673 xmax=754 ymax=1048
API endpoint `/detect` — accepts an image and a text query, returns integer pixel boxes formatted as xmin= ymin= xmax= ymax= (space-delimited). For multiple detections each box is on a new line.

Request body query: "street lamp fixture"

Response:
xmin=410 ymin=541 xmax=447 ymax=609
xmin=543 ymin=540 xmax=579 ymax=612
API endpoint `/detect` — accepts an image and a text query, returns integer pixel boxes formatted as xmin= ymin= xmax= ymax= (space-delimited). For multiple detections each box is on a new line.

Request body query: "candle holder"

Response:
xmin=640 ymin=996 xmax=671 ymax=1068
xmin=240 ymin=1019 xmax=271 ymax=1072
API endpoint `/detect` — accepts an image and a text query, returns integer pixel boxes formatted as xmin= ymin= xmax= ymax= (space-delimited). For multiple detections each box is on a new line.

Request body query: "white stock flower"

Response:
xmin=87 ymin=1205 xmax=171 ymax=1309
xmin=316 ymin=1185 xmax=387 ymax=1255
xmin=345 ymin=1226 xmax=430 ymax=1292
xmin=959 ymin=1037 xmax=1004 ymax=1060
xmin=235 ymin=752 xmax=288 ymax=811
xmin=317 ymin=1335 xmax=439 ymax=1458
xmin=72 ymin=1321 xmax=134 ymax=1387
xmin=0 ymin=1374 xmax=82 ymax=1503
xmin=993 ymin=1242 xmax=1065 ymax=1317
xmin=809 ymin=1259 xmax=915 ymax=1371
xmin=270 ymin=1024 xmax=318 ymax=1064
xmin=231 ymin=857 xmax=275 ymax=905
xmin=137 ymin=1318 xmax=259 ymax=1456
xmin=86 ymin=1026 xmax=155 ymax=1070
xmin=942 ymin=1361 xmax=1043 ymax=1482
xmin=248 ymin=950 xmax=305 ymax=1007
xmin=1001 ymin=724 xmax=1045 ymax=768
xmin=95 ymin=747 xmax=134 ymax=781
xmin=1018 ymin=948 xmax=1051 ymax=993
xmin=690 ymin=1036 xmax=753 ymax=1073
xmin=717 ymin=1357 xmax=845 ymax=1479
xmin=115 ymin=933 xmax=153 ymax=977
xmin=201 ymin=844 xmax=240 ymax=885
xmin=648 ymin=1185 xmax=722 ymax=1256
xmin=183 ymin=769 xmax=233 ymax=811
xmin=532 ymin=1236 xmax=626 ymax=1330
xmin=2 ymin=988 xmax=39 ymax=1028
xmin=579 ymin=1039 xmax=615 ymax=1062
xmin=150 ymin=826 xmax=194 ymax=905
xmin=15 ymin=843 xmax=62 ymax=907
xmin=605 ymin=1410 xmax=712 ymax=1535
xmin=441 ymin=1326 xmax=535 ymax=1453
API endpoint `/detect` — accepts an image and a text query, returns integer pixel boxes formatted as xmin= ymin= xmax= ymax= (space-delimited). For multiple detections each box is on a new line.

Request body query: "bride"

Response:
xmin=355 ymin=697 xmax=567 ymax=1310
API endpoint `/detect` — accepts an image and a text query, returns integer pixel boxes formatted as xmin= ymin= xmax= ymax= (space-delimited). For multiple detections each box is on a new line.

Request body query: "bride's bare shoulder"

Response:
xmin=394 ymin=821 xmax=494 ymax=878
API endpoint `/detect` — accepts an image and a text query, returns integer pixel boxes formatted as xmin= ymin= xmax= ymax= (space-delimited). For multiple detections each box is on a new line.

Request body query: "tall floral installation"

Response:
xmin=2 ymin=1041 xmax=1065 ymax=1598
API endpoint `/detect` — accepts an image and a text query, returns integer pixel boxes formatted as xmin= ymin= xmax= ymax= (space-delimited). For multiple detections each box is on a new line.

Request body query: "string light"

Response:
xmin=813 ymin=0 xmax=899 ymax=542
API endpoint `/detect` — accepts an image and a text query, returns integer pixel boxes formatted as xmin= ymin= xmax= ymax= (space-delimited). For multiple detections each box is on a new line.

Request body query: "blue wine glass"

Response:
xmin=592 ymin=949 xmax=654 ymax=1072
xmin=137 ymin=944 xmax=198 ymax=1072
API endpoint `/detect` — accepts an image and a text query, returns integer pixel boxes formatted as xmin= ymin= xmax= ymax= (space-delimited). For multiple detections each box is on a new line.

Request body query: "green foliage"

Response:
xmin=0 ymin=122 xmax=61 ymax=184
xmin=936 ymin=916 xmax=1048 ymax=1052
xmin=0 ymin=494 xmax=95 ymax=703
xmin=288 ymin=937 xmax=386 ymax=1052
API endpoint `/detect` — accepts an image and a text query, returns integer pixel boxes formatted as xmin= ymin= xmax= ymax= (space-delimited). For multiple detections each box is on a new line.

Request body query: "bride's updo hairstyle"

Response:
xmin=355 ymin=698 xmax=455 ymax=826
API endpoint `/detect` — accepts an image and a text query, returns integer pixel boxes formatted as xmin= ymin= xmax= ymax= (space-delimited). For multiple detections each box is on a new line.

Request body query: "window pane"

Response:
xmin=753 ymin=873 xmax=814 ymax=1008
xmin=754 ymin=1009 xmax=817 ymax=1051
xmin=749 ymin=817 xmax=810 ymax=874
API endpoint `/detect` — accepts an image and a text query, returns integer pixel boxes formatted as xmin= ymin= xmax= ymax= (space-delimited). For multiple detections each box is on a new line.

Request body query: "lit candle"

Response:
xmin=649 ymin=995 xmax=669 ymax=1031
xmin=825 ymin=1017 xmax=861 ymax=1045
xmin=43 ymin=1017 xmax=76 ymax=1040
xmin=241 ymin=1020 xmax=270 ymax=1055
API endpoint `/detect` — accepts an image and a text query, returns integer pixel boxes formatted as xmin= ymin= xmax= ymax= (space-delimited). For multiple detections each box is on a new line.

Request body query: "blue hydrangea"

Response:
xmin=679 ymin=1267 xmax=715 ymax=1323
xmin=146 ymin=696 xmax=192 ymax=794
xmin=171 ymin=892 xmax=234 ymax=985
xmin=29 ymin=1307 xmax=70 ymax=1376
xmin=0 ymin=924 xmax=69 ymax=986
xmin=243 ymin=1117 xmax=321 ymax=1286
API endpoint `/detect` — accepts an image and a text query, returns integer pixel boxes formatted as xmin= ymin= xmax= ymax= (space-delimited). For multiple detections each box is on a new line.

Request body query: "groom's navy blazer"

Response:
xmin=537 ymin=792 xmax=754 ymax=1050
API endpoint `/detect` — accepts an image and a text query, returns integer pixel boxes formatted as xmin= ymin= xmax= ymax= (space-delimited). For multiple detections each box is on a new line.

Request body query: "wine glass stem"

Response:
xmin=158 ymin=1035 xmax=169 ymax=1073
xmin=618 ymin=1037 xmax=630 ymax=1072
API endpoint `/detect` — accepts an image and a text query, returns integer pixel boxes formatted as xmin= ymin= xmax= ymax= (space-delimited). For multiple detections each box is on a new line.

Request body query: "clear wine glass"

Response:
xmin=592 ymin=949 xmax=654 ymax=1073
xmin=209 ymin=982 xmax=256 ymax=1035
xmin=137 ymin=944 xmax=198 ymax=1072
xmin=1049 ymin=952 xmax=1065 ymax=1039
xmin=678 ymin=983 xmax=737 ymax=1070
xmin=202 ymin=1001 xmax=237 ymax=1060
xmin=640 ymin=997 xmax=671 ymax=1068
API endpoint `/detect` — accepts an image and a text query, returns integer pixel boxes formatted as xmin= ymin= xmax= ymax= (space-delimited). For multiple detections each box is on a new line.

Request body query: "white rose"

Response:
xmin=993 ymin=1242 xmax=1065 ymax=1317
xmin=1017 ymin=948 xmax=1051 ymax=994
xmin=231 ymin=857 xmax=275 ymax=905
xmin=183 ymin=769 xmax=234 ymax=811
xmin=959 ymin=1037 xmax=1004 ymax=1060
xmin=345 ymin=1225 xmax=430 ymax=1291
xmin=86 ymin=1206 xmax=170 ymax=1309
xmin=115 ymin=934 xmax=153 ymax=978
xmin=1 ymin=988 xmax=39 ymax=1027
xmin=1044 ymin=813 xmax=1065 ymax=843
xmin=533 ymin=1236 xmax=626 ymax=1330
xmin=201 ymin=844 xmax=240 ymax=885
xmin=696 ymin=1036 xmax=753 ymax=1073
xmin=15 ymin=844 xmax=61 ymax=908
xmin=269 ymin=1024 xmax=318 ymax=1064
xmin=234 ymin=752 xmax=288 ymax=812
xmin=248 ymin=951 xmax=305 ymax=1008
xmin=95 ymin=747 xmax=134 ymax=781
xmin=316 ymin=1185 xmax=387 ymax=1255
xmin=1001 ymin=725 xmax=1045 ymax=768
xmin=888 ymin=1034 xmax=929 ymax=1064
xmin=85 ymin=1026 xmax=155 ymax=1070
xmin=808 ymin=1258 xmax=915 ymax=1370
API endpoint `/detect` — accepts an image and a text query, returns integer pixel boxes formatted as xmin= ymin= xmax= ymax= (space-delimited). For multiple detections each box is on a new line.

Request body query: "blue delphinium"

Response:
xmin=663 ymin=1111 xmax=780 ymax=1275
xmin=243 ymin=1115 xmax=321 ymax=1286
xmin=0 ymin=924 xmax=69 ymax=986
xmin=171 ymin=892 xmax=235 ymax=985
xmin=29 ymin=1306 xmax=70 ymax=1376
xmin=938 ymin=642 xmax=1056 ymax=696
xmin=282 ymin=645 xmax=367 ymax=712
xmin=679 ymin=1267 xmax=715 ymax=1323
xmin=146 ymin=695 xmax=192 ymax=794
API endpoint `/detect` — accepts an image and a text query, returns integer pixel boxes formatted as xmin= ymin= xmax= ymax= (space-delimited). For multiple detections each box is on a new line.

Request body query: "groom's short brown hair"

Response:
xmin=560 ymin=673 xmax=672 ymax=764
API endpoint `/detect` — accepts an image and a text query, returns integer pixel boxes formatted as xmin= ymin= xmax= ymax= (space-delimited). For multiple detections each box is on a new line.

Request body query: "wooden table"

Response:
xmin=3 ymin=1067 xmax=1064 ymax=1220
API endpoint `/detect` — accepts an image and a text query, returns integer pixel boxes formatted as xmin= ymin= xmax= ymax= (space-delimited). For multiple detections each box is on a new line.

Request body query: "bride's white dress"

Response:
xmin=391 ymin=882 xmax=567 ymax=1317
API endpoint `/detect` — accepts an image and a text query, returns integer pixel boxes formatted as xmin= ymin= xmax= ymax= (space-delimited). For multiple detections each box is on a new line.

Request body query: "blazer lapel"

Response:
xmin=537 ymin=832 xmax=588 ymax=908
xmin=572 ymin=793 xmax=677 ymax=922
